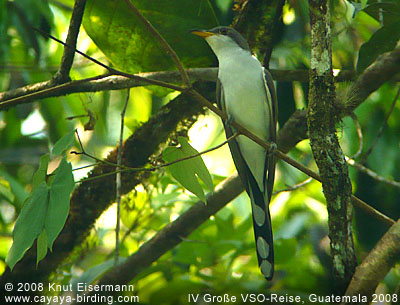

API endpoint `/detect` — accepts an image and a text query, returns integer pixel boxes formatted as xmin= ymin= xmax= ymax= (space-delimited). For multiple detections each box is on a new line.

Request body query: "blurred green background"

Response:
xmin=0 ymin=0 xmax=399 ymax=303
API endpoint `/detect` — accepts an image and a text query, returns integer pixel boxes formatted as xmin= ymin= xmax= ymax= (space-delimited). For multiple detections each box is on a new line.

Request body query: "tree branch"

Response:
xmin=0 ymin=74 xmax=110 ymax=111
xmin=2 ymin=4 xmax=399 ymax=298
xmin=307 ymin=0 xmax=356 ymax=292
xmin=52 ymin=0 xmax=87 ymax=84
xmin=274 ymin=46 xmax=400 ymax=156
xmin=71 ymin=173 xmax=244 ymax=305
xmin=342 ymin=219 xmax=400 ymax=304
xmin=71 ymin=132 xmax=238 ymax=184
xmin=2 ymin=55 xmax=395 ymax=293
xmin=187 ymin=84 xmax=395 ymax=226
xmin=345 ymin=46 xmax=400 ymax=114
xmin=0 ymin=68 xmax=356 ymax=109
xmin=346 ymin=158 xmax=400 ymax=189
xmin=0 ymin=82 xmax=209 ymax=293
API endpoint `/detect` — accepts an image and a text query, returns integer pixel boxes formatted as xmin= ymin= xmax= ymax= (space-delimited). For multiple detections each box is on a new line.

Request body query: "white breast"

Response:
xmin=217 ymin=49 xmax=271 ymax=191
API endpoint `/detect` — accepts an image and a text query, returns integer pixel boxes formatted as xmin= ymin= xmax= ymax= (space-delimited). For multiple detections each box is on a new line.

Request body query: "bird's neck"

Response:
xmin=216 ymin=48 xmax=262 ymax=80
xmin=215 ymin=47 xmax=252 ymax=67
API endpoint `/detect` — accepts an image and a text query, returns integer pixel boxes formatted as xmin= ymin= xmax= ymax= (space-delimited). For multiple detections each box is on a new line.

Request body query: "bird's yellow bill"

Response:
xmin=190 ymin=30 xmax=215 ymax=38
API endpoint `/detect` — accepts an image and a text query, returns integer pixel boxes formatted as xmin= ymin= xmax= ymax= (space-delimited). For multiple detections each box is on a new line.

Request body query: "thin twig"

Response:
xmin=123 ymin=0 xmax=191 ymax=87
xmin=72 ymin=163 xmax=97 ymax=171
xmin=0 ymin=74 xmax=110 ymax=110
xmin=115 ymin=89 xmax=130 ymax=265
xmin=34 ymin=29 xmax=395 ymax=228
xmin=349 ymin=112 xmax=363 ymax=159
xmin=351 ymin=196 xmax=395 ymax=226
xmin=74 ymin=129 xmax=85 ymax=154
xmin=273 ymin=177 xmax=313 ymax=195
xmin=71 ymin=150 xmax=131 ymax=170
xmin=6 ymin=15 xmax=399 ymax=290
xmin=189 ymin=89 xmax=396 ymax=226
xmin=106 ymin=214 xmax=142 ymax=260
xmin=76 ymin=133 xmax=240 ymax=184
xmin=346 ymin=157 xmax=400 ymax=189
xmin=33 ymin=27 xmax=185 ymax=92
xmin=53 ymin=0 xmax=87 ymax=83
xmin=363 ymin=86 xmax=400 ymax=160
xmin=29 ymin=23 xmax=397 ymax=228
xmin=70 ymin=174 xmax=244 ymax=305
xmin=0 ymin=68 xmax=364 ymax=109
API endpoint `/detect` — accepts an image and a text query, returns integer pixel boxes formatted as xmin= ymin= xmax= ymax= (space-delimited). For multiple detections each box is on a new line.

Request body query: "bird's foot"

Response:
xmin=224 ymin=114 xmax=234 ymax=127
xmin=267 ymin=142 xmax=277 ymax=156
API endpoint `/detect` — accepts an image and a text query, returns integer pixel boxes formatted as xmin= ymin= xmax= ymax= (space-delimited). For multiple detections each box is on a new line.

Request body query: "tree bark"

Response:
xmin=307 ymin=0 xmax=356 ymax=293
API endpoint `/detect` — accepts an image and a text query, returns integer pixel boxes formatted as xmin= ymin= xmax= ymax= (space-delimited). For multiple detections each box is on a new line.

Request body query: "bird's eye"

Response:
xmin=220 ymin=29 xmax=227 ymax=35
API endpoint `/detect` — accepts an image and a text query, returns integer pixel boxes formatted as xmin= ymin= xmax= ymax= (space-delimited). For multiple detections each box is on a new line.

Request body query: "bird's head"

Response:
xmin=190 ymin=26 xmax=250 ymax=59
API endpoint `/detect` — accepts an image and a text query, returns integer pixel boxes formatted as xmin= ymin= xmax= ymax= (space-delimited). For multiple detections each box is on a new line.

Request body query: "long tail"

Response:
xmin=223 ymin=127 xmax=275 ymax=279
xmin=247 ymin=172 xmax=274 ymax=280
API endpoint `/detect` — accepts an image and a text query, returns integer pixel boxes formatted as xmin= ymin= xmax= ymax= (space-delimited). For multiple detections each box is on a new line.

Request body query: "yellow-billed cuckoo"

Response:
xmin=191 ymin=26 xmax=277 ymax=280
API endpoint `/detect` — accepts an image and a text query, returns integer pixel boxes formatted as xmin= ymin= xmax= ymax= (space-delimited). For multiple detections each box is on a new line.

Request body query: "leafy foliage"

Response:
xmin=6 ymin=181 xmax=49 ymax=270
xmin=83 ymin=0 xmax=218 ymax=73
xmin=162 ymin=136 xmax=213 ymax=203
xmin=0 ymin=0 xmax=399 ymax=303
xmin=5 ymin=134 xmax=75 ymax=269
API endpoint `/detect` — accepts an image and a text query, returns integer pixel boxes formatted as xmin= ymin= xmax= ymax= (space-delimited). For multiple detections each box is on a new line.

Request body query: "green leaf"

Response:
xmin=6 ymin=182 xmax=49 ymax=270
xmin=162 ymin=137 xmax=213 ymax=203
xmin=163 ymin=146 xmax=206 ymax=202
xmin=32 ymin=154 xmax=50 ymax=189
xmin=361 ymin=2 xmax=400 ymax=26
xmin=52 ymin=129 xmax=76 ymax=156
xmin=36 ymin=229 xmax=48 ymax=266
xmin=356 ymin=21 xmax=400 ymax=73
xmin=179 ymin=137 xmax=213 ymax=192
xmin=83 ymin=0 xmax=218 ymax=74
xmin=45 ymin=157 xmax=74 ymax=250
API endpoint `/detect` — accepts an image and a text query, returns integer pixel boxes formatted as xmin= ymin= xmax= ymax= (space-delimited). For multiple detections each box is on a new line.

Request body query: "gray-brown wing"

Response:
xmin=217 ymin=77 xmax=275 ymax=280
xmin=263 ymin=68 xmax=277 ymax=203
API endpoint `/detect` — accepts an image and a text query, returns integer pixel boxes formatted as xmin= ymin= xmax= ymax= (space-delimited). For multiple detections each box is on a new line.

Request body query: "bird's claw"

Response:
xmin=267 ymin=142 xmax=277 ymax=156
xmin=224 ymin=114 xmax=234 ymax=126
